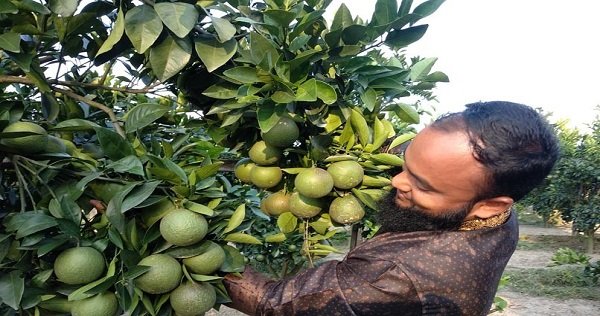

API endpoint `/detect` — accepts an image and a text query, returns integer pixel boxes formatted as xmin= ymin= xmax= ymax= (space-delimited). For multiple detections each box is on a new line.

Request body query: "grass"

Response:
xmin=503 ymin=265 xmax=600 ymax=301
xmin=517 ymin=235 xmax=600 ymax=254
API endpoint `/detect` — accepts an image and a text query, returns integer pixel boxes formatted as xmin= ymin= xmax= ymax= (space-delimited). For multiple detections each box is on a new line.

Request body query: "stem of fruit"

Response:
xmin=303 ymin=219 xmax=314 ymax=268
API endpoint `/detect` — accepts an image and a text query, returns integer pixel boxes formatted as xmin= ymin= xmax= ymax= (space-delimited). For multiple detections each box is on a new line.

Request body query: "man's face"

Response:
xmin=388 ymin=127 xmax=487 ymax=223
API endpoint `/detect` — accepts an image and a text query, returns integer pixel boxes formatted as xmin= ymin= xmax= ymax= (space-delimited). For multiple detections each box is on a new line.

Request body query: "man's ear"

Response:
xmin=468 ymin=196 xmax=514 ymax=219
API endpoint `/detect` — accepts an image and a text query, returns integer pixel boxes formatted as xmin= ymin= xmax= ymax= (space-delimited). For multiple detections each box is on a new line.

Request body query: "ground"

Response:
xmin=493 ymin=225 xmax=600 ymax=316
xmin=210 ymin=224 xmax=600 ymax=316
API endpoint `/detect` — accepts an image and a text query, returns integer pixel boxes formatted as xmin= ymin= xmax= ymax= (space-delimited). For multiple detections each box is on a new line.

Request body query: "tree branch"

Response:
xmin=0 ymin=75 xmax=161 ymax=94
xmin=0 ymin=75 xmax=126 ymax=138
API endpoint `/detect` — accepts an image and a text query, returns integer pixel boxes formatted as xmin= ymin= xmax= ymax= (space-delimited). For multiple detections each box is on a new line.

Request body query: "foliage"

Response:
xmin=549 ymin=247 xmax=591 ymax=266
xmin=583 ymin=260 xmax=600 ymax=284
xmin=0 ymin=0 xmax=447 ymax=313
xmin=519 ymin=116 xmax=600 ymax=252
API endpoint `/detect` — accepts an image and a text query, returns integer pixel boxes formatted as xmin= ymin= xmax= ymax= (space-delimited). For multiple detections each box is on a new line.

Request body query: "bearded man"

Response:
xmin=223 ymin=101 xmax=560 ymax=316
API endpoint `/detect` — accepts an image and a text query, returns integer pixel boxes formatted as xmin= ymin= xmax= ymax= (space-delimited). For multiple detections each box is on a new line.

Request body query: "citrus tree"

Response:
xmin=0 ymin=0 xmax=447 ymax=314
xmin=521 ymin=116 xmax=600 ymax=253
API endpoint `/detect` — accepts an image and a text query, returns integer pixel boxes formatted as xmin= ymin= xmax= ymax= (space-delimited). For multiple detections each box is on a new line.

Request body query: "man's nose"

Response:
xmin=391 ymin=171 xmax=411 ymax=193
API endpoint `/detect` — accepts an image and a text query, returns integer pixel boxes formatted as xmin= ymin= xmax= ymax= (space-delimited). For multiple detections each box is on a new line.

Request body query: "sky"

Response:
xmin=326 ymin=0 xmax=600 ymax=131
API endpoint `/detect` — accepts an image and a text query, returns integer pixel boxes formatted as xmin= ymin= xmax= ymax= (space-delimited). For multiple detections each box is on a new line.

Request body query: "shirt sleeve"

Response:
xmin=223 ymin=251 xmax=422 ymax=316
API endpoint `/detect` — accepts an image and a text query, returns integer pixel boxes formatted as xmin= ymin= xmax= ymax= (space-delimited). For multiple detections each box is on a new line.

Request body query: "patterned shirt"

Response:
xmin=224 ymin=211 xmax=518 ymax=316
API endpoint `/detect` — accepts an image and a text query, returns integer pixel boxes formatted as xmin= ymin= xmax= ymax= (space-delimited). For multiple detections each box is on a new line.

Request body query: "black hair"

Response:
xmin=431 ymin=101 xmax=560 ymax=201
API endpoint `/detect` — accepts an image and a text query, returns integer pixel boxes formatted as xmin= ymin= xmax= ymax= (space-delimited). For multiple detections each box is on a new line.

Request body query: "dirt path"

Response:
xmin=493 ymin=225 xmax=600 ymax=316
xmin=210 ymin=225 xmax=599 ymax=315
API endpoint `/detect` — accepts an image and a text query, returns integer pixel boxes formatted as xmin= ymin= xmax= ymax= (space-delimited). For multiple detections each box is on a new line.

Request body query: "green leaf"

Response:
xmin=165 ymin=240 xmax=212 ymax=258
xmin=0 ymin=32 xmax=21 ymax=53
xmin=385 ymin=24 xmax=428 ymax=49
xmin=342 ymin=25 xmax=367 ymax=45
xmin=223 ymin=66 xmax=261 ymax=84
xmin=52 ymin=119 xmax=101 ymax=131
xmin=223 ymin=204 xmax=245 ymax=234
xmin=15 ymin=0 xmax=51 ymax=14
xmin=94 ymin=127 xmax=135 ymax=161
xmin=106 ymin=155 xmax=144 ymax=176
xmin=264 ymin=232 xmax=286 ymax=243
xmin=295 ymin=78 xmax=317 ymax=102
xmin=360 ymin=87 xmax=377 ymax=112
xmin=154 ymin=2 xmax=199 ymax=38
xmin=150 ymin=36 xmax=192 ymax=82
xmin=211 ymin=16 xmax=236 ymax=42
xmin=249 ymin=32 xmax=279 ymax=70
xmin=0 ymin=270 xmax=24 ymax=310
xmin=423 ymin=71 xmax=449 ymax=82
xmin=224 ymin=232 xmax=262 ymax=245
xmin=388 ymin=132 xmax=416 ymax=151
xmin=413 ymin=0 xmax=446 ymax=19
xmin=0 ymin=1 xmax=18 ymax=14
xmin=184 ymin=201 xmax=214 ymax=216
xmin=351 ymin=188 xmax=379 ymax=210
xmin=371 ymin=0 xmax=398 ymax=26
xmin=271 ymin=91 xmax=295 ymax=104
xmin=106 ymin=183 xmax=137 ymax=234
xmin=394 ymin=103 xmax=420 ymax=124
xmin=96 ymin=9 xmax=125 ymax=57
xmin=331 ymin=3 xmax=353 ymax=31
xmin=315 ymin=80 xmax=337 ymax=105
xmin=194 ymin=162 xmax=223 ymax=180
xmin=49 ymin=0 xmax=78 ymax=16
xmin=220 ymin=245 xmax=245 ymax=273
xmin=195 ymin=37 xmax=237 ymax=73
xmin=37 ymin=236 xmax=69 ymax=257
xmin=124 ymin=103 xmax=170 ymax=133
xmin=202 ymin=83 xmax=238 ymax=99
xmin=5 ymin=212 xmax=58 ymax=239
xmin=410 ymin=57 xmax=437 ymax=81
xmin=257 ymin=102 xmax=286 ymax=132
xmin=263 ymin=9 xmax=297 ymax=27
xmin=398 ymin=0 xmax=413 ymax=16
xmin=190 ymin=274 xmax=223 ymax=282
xmin=125 ymin=5 xmax=163 ymax=53
xmin=350 ymin=108 xmax=370 ymax=147
xmin=122 ymin=181 xmax=161 ymax=213
xmin=277 ymin=212 xmax=298 ymax=234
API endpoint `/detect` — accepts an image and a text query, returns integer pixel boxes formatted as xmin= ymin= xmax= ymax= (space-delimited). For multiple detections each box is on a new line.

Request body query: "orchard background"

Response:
xmin=0 ymin=0 xmax=449 ymax=315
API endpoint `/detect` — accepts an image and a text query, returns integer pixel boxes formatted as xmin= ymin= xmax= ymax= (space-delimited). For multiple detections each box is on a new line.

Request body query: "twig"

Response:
xmin=12 ymin=157 xmax=31 ymax=212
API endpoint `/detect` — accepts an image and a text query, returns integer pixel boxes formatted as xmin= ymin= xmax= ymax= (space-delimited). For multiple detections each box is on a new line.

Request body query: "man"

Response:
xmin=224 ymin=101 xmax=560 ymax=316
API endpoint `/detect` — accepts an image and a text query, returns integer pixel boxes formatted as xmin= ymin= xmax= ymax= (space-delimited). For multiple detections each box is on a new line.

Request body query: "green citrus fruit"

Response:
xmin=260 ymin=190 xmax=290 ymax=216
xmin=234 ymin=158 xmax=255 ymax=183
xmin=329 ymin=194 xmax=365 ymax=224
xmin=160 ymin=209 xmax=208 ymax=246
xmin=135 ymin=254 xmax=182 ymax=294
xmin=250 ymin=165 xmax=282 ymax=189
xmin=182 ymin=241 xmax=226 ymax=275
xmin=294 ymin=168 xmax=334 ymax=198
xmin=54 ymin=247 xmax=105 ymax=285
xmin=327 ymin=160 xmax=364 ymax=189
xmin=141 ymin=198 xmax=177 ymax=227
xmin=248 ymin=141 xmax=281 ymax=165
xmin=0 ymin=121 xmax=48 ymax=154
xmin=255 ymin=254 xmax=265 ymax=262
xmin=71 ymin=292 xmax=118 ymax=316
xmin=43 ymin=135 xmax=67 ymax=153
xmin=289 ymin=192 xmax=324 ymax=218
xmin=170 ymin=281 xmax=216 ymax=316
xmin=261 ymin=117 xmax=299 ymax=148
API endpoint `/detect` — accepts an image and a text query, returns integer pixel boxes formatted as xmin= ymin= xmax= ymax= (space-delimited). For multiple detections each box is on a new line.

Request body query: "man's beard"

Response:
xmin=375 ymin=191 xmax=471 ymax=233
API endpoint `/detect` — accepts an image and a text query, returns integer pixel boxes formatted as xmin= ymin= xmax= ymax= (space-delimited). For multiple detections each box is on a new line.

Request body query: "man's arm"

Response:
xmin=223 ymin=252 xmax=422 ymax=316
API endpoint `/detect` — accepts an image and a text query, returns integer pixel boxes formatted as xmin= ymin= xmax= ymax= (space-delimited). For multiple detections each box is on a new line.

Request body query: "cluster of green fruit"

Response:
xmin=234 ymin=117 xmax=372 ymax=225
xmin=44 ymin=205 xmax=224 ymax=316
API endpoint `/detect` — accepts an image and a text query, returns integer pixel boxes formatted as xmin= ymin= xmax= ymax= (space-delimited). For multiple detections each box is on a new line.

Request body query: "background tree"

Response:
xmin=520 ymin=114 xmax=600 ymax=253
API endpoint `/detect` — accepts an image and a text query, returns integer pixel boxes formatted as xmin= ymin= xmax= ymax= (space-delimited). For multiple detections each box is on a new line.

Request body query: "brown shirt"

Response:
xmin=224 ymin=212 xmax=518 ymax=316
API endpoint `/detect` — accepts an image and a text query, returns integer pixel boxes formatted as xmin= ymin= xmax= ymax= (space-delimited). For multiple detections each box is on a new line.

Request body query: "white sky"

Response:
xmin=327 ymin=0 xmax=600 ymax=131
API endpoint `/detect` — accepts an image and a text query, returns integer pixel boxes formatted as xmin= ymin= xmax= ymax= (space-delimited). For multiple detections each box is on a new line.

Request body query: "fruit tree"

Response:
xmin=0 ymin=0 xmax=446 ymax=314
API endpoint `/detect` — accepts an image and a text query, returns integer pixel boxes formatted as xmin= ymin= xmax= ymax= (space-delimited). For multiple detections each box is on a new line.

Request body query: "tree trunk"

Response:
xmin=584 ymin=229 xmax=594 ymax=253
xmin=543 ymin=214 xmax=549 ymax=228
